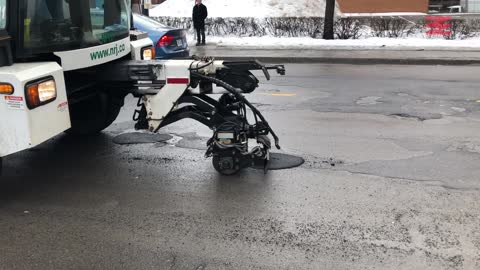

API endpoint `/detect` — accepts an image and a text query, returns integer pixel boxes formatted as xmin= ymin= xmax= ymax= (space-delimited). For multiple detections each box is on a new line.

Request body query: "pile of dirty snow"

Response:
xmin=150 ymin=0 xmax=341 ymax=18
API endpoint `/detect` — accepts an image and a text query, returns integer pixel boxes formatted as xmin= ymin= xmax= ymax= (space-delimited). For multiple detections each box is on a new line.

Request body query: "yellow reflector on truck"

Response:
xmin=0 ymin=83 xmax=13 ymax=95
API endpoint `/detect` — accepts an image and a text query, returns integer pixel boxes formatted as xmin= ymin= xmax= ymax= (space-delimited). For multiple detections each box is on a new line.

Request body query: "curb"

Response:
xmin=209 ymin=46 xmax=480 ymax=52
xmin=190 ymin=47 xmax=480 ymax=65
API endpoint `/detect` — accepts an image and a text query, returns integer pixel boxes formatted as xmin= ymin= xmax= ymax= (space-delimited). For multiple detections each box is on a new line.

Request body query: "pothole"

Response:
xmin=122 ymin=156 xmax=175 ymax=165
xmin=390 ymin=113 xmax=427 ymax=121
xmin=252 ymin=153 xmax=305 ymax=170
xmin=356 ymin=96 xmax=382 ymax=106
xmin=447 ymin=142 xmax=480 ymax=154
xmin=304 ymin=157 xmax=345 ymax=169
xmin=450 ymin=107 xmax=466 ymax=113
xmin=390 ymin=112 xmax=443 ymax=122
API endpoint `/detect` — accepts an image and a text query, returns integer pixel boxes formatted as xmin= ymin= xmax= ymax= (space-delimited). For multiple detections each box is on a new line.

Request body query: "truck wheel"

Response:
xmin=67 ymin=92 xmax=124 ymax=136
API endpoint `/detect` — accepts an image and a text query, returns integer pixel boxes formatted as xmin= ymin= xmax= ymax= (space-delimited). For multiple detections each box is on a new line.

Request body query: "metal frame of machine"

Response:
xmin=0 ymin=0 xmax=286 ymax=175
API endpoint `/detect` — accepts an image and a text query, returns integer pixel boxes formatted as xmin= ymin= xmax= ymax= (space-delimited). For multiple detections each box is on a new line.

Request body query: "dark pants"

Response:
xmin=195 ymin=27 xmax=205 ymax=44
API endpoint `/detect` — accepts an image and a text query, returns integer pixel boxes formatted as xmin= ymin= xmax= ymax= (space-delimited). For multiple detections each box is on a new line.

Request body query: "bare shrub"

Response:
xmin=404 ymin=18 xmax=427 ymax=37
xmin=334 ymin=17 xmax=362 ymax=39
xmin=444 ymin=19 xmax=475 ymax=40
xmin=264 ymin=17 xmax=323 ymax=38
xmin=468 ymin=19 xmax=480 ymax=33
xmin=369 ymin=17 xmax=411 ymax=38
xmin=154 ymin=16 xmax=324 ymax=37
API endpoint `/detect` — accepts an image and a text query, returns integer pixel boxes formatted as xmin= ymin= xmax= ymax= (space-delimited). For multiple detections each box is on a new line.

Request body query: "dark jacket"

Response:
xmin=192 ymin=3 xmax=208 ymax=29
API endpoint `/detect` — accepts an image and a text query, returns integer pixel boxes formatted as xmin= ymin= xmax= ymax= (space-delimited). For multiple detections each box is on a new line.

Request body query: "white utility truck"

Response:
xmin=0 ymin=0 xmax=285 ymax=175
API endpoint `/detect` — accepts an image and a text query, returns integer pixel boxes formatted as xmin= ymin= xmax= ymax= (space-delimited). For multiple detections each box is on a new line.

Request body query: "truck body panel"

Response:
xmin=0 ymin=62 xmax=70 ymax=156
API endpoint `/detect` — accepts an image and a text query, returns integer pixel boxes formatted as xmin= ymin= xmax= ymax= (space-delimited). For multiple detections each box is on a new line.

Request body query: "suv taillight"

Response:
xmin=157 ymin=35 xmax=174 ymax=47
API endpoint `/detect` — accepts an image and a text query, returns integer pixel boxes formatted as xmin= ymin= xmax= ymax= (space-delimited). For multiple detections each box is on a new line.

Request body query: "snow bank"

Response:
xmin=201 ymin=36 xmax=480 ymax=49
xmin=151 ymin=0 xmax=341 ymax=18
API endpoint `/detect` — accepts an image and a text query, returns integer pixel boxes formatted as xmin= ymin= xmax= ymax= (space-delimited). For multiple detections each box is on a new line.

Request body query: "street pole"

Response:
xmin=323 ymin=0 xmax=335 ymax=40
xmin=142 ymin=0 xmax=150 ymax=16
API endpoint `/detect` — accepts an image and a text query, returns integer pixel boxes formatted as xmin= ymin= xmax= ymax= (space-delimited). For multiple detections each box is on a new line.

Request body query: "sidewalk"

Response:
xmin=190 ymin=45 xmax=480 ymax=65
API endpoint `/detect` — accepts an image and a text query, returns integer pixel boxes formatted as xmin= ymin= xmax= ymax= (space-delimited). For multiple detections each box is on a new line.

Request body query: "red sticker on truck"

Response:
xmin=4 ymin=96 xmax=24 ymax=110
xmin=57 ymin=101 xmax=68 ymax=112
xmin=167 ymin=78 xmax=189 ymax=84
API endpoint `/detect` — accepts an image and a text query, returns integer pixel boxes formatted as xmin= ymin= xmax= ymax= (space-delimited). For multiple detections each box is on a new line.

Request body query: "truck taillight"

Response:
xmin=25 ymin=77 xmax=57 ymax=109
xmin=157 ymin=35 xmax=174 ymax=47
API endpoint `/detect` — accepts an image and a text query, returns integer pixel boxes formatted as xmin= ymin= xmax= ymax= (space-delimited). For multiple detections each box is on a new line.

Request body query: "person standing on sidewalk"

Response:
xmin=192 ymin=0 xmax=208 ymax=46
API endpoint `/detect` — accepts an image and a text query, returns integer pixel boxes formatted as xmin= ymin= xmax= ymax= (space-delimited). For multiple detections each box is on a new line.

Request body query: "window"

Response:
xmin=0 ymin=0 xmax=6 ymax=29
xmin=22 ymin=0 xmax=129 ymax=54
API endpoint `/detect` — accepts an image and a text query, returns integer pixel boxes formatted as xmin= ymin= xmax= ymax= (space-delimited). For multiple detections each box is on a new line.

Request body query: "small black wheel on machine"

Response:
xmin=212 ymin=150 xmax=243 ymax=176
xmin=204 ymin=91 xmax=273 ymax=175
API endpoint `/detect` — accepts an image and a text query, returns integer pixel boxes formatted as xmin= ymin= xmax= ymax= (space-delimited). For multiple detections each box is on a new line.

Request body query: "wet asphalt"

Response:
xmin=1 ymin=64 xmax=480 ymax=270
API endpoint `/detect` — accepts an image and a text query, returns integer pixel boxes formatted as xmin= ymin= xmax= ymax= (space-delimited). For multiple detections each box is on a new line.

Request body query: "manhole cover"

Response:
xmin=113 ymin=133 xmax=173 ymax=145
xmin=254 ymin=152 xmax=305 ymax=171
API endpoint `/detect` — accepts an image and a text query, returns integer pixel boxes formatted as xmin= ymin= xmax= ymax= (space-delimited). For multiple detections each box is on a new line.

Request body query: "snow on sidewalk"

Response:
xmin=153 ymin=0 xmax=479 ymax=50
xmin=191 ymin=36 xmax=480 ymax=50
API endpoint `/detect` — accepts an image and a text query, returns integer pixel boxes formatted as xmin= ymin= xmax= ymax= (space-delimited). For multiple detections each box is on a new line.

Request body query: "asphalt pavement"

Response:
xmin=1 ymin=64 xmax=480 ymax=269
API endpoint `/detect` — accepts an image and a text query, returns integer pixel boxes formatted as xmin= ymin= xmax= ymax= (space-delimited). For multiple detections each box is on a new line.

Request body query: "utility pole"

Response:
xmin=142 ymin=0 xmax=150 ymax=16
xmin=140 ymin=0 xmax=164 ymax=16
xmin=323 ymin=0 xmax=335 ymax=40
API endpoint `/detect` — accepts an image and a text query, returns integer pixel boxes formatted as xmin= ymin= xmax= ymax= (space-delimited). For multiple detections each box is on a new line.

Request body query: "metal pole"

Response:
xmin=142 ymin=0 xmax=150 ymax=16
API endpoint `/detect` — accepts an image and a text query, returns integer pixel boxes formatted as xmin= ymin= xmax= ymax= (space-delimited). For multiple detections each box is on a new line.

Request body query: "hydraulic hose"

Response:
xmin=191 ymin=71 xmax=281 ymax=150
xmin=189 ymin=60 xmax=215 ymax=71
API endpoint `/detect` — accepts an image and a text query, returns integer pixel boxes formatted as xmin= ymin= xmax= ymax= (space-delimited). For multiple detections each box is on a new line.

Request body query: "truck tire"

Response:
xmin=67 ymin=92 xmax=124 ymax=136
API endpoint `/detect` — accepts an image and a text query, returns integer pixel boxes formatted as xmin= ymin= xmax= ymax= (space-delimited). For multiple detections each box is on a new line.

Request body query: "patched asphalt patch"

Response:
xmin=174 ymin=132 xmax=209 ymax=150
xmin=176 ymin=138 xmax=208 ymax=150
xmin=113 ymin=133 xmax=173 ymax=145
xmin=254 ymin=152 xmax=305 ymax=171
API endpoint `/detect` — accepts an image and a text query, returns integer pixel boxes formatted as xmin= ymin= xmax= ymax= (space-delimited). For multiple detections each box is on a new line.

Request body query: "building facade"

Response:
xmin=429 ymin=0 xmax=480 ymax=13
xmin=461 ymin=0 xmax=480 ymax=12
xmin=337 ymin=0 xmax=429 ymax=13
